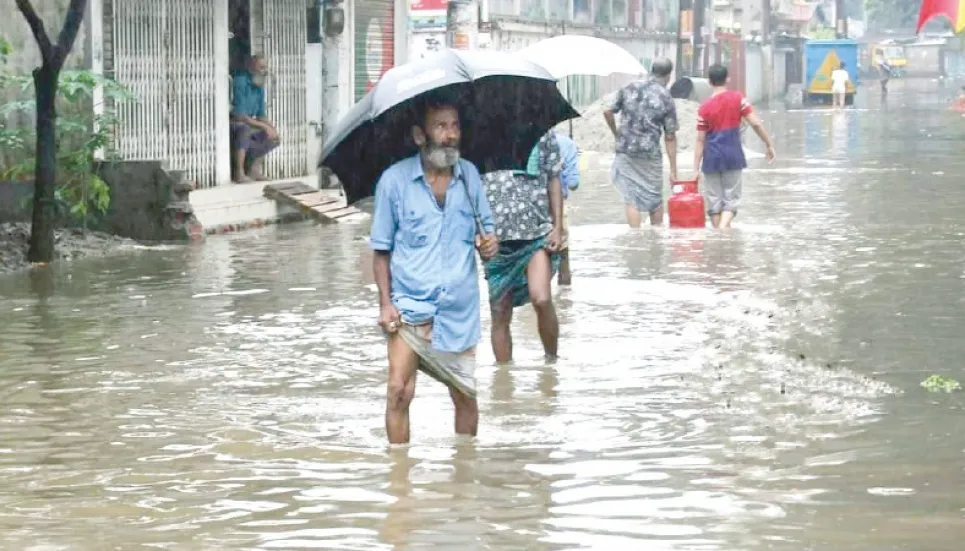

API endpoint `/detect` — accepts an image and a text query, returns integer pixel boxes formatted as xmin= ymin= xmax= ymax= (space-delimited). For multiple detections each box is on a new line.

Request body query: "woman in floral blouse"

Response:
xmin=482 ymin=131 xmax=565 ymax=362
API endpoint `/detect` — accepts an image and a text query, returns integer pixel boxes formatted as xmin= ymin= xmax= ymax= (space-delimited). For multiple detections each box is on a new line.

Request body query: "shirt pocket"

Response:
xmin=453 ymin=207 xmax=477 ymax=244
xmin=400 ymin=210 xmax=433 ymax=248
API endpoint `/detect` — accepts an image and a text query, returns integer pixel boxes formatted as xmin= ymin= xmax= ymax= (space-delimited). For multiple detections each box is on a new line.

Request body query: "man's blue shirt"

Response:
xmin=554 ymin=131 xmax=580 ymax=199
xmin=231 ymin=71 xmax=266 ymax=118
xmin=369 ymin=155 xmax=495 ymax=353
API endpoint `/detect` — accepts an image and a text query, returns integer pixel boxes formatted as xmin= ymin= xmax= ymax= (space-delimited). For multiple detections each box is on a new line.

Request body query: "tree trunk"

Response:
xmin=17 ymin=0 xmax=90 ymax=265
xmin=27 ymin=66 xmax=60 ymax=264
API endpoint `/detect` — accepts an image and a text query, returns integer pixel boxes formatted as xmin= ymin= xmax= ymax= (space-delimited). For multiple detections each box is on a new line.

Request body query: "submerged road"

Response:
xmin=1 ymin=79 xmax=964 ymax=550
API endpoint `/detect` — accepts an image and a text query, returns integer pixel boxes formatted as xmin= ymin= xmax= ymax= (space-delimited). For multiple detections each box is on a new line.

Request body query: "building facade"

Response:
xmin=3 ymin=0 xmax=408 ymax=190
xmin=409 ymin=0 xmax=680 ymax=109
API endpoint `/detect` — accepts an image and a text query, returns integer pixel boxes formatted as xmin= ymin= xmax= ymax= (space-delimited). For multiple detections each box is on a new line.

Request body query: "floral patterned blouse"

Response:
xmin=482 ymin=132 xmax=563 ymax=242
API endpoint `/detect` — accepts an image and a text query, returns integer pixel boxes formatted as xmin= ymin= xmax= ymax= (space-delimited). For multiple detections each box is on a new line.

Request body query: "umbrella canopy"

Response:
xmin=319 ymin=49 xmax=579 ymax=205
xmin=516 ymin=35 xmax=647 ymax=79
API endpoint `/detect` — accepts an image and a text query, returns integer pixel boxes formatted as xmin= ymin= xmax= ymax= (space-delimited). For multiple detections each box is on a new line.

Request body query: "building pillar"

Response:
xmin=84 ymin=0 xmax=105 ymax=160
xmin=214 ymin=0 xmax=231 ymax=186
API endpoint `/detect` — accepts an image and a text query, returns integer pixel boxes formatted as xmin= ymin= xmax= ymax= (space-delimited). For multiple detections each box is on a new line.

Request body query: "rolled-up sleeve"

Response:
xmin=369 ymin=172 xmax=397 ymax=252
xmin=663 ymin=94 xmax=679 ymax=136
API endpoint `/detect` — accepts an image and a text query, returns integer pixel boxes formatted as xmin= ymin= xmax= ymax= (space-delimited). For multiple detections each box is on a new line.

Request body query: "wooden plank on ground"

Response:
xmin=263 ymin=180 xmax=317 ymax=200
xmin=264 ymin=181 xmax=368 ymax=223
xmin=288 ymin=191 xmax=339 ymax=208
xmin=311 ymin=200 xmax=348 ymax=214
xmin=318 ymin=206 xmax=359 ymax=219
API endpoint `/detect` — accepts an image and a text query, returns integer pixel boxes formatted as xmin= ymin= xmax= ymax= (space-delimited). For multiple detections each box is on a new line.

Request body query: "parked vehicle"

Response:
xmin=869 ymin=43 xmax=907 ymax=77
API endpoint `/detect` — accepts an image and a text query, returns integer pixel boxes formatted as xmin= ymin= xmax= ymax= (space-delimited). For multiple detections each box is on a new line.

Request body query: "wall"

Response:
xmin=904 ymin=43 xmax=942 ymax=77
xmin=0 ymin=0 xmax=91 ymax=73
xmin=1 ymin=0 xmax=93 ymax=165
xmin=745 ymin=42 xmax=764 ymax=104
xmin=741 ymin=42 xmax=788 ymax=105
xmin=773 ymin=49 xmax=788 ymax=96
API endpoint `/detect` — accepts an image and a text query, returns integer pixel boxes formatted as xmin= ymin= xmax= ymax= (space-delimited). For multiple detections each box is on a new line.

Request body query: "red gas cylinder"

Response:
xmin=668 ymin=180 xmax=705 ymax=228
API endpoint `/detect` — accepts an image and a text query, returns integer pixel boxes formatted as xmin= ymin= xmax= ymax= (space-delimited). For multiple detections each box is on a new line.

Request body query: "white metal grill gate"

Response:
xmin=249 ymin=0 xmax=308 ymax=180
xmin=103 ymin=0 xmax=220 ymax=188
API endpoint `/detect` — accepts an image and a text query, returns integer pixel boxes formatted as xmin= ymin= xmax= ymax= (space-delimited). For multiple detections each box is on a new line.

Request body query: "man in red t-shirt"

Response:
xmin=693 ymin=64 xmax=776 ymax=228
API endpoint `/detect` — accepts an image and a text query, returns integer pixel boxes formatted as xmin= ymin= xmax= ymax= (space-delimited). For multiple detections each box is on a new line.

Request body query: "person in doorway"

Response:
xmin=231 ymin=55 xmax=280 ymax=183
xmin=603 ymin=57 xmax=679 ymax=228
xmin=483 ymin=131 xmax=565 ymax=363
xmin=831 ymin=61 xmax=849 ymax=109
xmin=554 ymin=130 xmax=580 ymax=286
xmin=693 ymin=64 xmax=776 ymax=229
xmin=369 ymin=91 xmax=499 ymax=444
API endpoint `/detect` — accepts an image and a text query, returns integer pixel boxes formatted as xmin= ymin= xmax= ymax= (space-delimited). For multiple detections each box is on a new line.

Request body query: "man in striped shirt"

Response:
xmin=693 ymin=64 xmax=775 ymax=229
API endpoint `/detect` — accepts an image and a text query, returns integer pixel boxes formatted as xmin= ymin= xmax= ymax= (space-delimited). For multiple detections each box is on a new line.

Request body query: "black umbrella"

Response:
xmin=319 ymin=49 xmax=579 ymax=206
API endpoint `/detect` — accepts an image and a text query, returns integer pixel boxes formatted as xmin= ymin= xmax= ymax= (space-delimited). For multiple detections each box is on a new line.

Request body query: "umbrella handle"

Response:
xmin=461 ymin=178 xmax=486 ymax=236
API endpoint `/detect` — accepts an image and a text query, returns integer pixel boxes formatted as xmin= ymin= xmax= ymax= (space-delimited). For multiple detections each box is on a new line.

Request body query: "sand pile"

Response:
xmin=557 ymin=92 xmax=700 ymax=154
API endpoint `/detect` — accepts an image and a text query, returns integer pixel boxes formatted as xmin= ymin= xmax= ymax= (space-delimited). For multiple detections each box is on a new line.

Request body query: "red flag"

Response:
xmin=917 ymin=0 xmax=965 ymax=32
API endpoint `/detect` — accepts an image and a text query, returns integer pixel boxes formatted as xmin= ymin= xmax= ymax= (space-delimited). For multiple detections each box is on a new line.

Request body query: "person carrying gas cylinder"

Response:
xmin=482 ymin=131 xmax=565 ymax=362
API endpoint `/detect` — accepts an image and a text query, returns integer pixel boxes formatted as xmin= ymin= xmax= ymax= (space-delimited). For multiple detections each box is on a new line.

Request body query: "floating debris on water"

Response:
xmin=920 ymin=375 xmax=961 ymax=393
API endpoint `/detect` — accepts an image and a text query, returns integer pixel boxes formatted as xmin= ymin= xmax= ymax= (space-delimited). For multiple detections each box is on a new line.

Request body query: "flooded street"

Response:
xmin=2 ymin=80 xmax=965 ymax=550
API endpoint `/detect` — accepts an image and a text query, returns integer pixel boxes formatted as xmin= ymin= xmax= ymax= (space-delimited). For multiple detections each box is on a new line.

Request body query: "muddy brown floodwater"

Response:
xmin=1 ymin=80 xmax=965 ymax=550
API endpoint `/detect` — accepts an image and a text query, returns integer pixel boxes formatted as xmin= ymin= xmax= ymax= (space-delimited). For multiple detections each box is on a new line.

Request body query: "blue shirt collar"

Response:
xmin=408 ymin=154 xmax=464 ymax=185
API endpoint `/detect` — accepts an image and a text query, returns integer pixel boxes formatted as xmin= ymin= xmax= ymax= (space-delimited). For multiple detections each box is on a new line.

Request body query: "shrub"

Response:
xmin=0 ymin=43 xmax=133 ymax=227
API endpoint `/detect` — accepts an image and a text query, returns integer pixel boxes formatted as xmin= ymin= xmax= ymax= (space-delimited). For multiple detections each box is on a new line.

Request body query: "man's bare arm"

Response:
xmin=372 ymin=251 xmax=393 ymax=308
xmin=603 ymin=110 xmax=618 ymax=138
xmin=694 ymin=130 xmax=706 ymax=171
xmin=744 ymin=112 xmax=774 ymax=151
xmin=232 ymin=114 xmax=272 ymax=132
xmin=664 ymin=133 xmax=678 ymax=178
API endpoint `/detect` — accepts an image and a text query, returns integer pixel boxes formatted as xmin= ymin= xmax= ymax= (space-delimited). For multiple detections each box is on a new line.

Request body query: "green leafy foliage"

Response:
xmin=807 ymin=27 xmax=838 ymax=39
xmin=0 ymin=48 xmax=133 ymax=227
xmin=921 ymin=375 xmax=961 ymax=393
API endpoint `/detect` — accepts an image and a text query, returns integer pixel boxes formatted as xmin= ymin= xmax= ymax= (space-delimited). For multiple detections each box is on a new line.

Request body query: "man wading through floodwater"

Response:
xmin=483 ymin=131 xmax=564 ymax=362
xmin=370 ymin=92 xmax=498 ymax=444
xmin=604 ymin=57 xmax=679 ymax=227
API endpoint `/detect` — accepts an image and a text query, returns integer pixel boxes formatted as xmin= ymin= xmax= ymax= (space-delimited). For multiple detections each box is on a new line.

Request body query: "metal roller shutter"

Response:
xmin=250 ymin=0 xmax=308 ymax=179
xmin=354 ymin=0 xmax=396 ymax=101
xmin=103 ymin=0 xmax=219 ymax=188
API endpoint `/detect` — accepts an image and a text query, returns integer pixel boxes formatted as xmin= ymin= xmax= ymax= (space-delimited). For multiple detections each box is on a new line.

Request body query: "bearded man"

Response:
xmin=369 ymin=91 xmax=499 ymax=444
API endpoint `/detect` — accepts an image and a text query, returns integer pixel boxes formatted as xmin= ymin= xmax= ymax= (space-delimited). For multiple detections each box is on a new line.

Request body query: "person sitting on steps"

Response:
xmin=231 ymin=55 xmax=280 ymax=183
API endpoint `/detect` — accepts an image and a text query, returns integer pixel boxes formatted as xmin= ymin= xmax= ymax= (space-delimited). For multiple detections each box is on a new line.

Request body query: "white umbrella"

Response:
xmin=516 ymin=35 xmax=647 ymax=79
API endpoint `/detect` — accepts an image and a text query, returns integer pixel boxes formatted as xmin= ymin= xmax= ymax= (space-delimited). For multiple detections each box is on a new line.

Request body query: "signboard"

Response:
xmin=446 ymin=0 xmax=477 ymax=50
xmin=410 ymin=0 xmax=447 ymax=30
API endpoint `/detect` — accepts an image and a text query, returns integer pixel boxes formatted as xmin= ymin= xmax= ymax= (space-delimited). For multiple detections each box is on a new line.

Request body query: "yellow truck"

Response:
xmin=869 ymin=43 xmax=907 ymax=77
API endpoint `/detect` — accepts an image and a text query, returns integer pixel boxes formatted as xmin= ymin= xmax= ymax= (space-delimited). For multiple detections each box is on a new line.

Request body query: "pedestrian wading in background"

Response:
xmin=554 ymin=130 xmax=581 ymax=286
xmin=604 ymin=57 xmax=679 ymax=228
xmin=831 ymin=61 xmax=850 ymax=109
xmin=15 ymin=0 xmax=89 ymax=264
xmin=369 ymin=91 xmax=498 ymax=445
xmin=693 ymin=64 xmax=776 ymax=229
